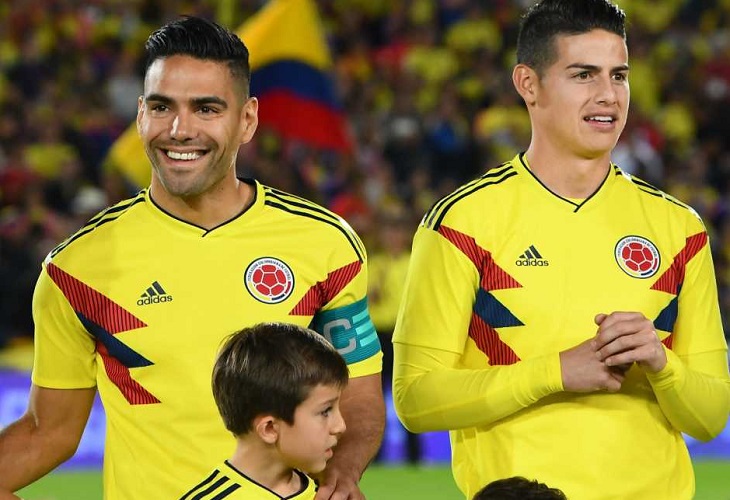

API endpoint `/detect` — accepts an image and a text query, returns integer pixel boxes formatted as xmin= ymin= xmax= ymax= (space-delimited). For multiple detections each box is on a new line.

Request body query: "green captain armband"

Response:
xmin=312 ymin=297 xmax=381 ymax=364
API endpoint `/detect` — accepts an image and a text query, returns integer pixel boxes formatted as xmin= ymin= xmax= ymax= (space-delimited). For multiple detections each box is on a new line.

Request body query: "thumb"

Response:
xmin=594 ymin=313 xmax=608 ymax=326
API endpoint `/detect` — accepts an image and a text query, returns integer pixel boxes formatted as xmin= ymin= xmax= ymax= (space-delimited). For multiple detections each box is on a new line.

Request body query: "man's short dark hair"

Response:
xmin=212 ymin=322 xmax=349 ymax=435
xmin=473 ymin=476 xmax=568 ymax=500
xmin=144 ymin=16 xmax=251 ymax=97
xmin=516 ymin=0 xmax=626 ymax=77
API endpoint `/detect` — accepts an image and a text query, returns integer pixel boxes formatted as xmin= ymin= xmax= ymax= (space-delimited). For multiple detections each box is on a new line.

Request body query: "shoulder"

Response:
xmin=613 ymin=166 xmax=705 ymax=226
xmin=260 ymin=184 xmax=367 ymax=262
xmin=47 ymin=191 xmax=147 ymax=261
xmin=421 ymin=160 xmax=519 ymax=232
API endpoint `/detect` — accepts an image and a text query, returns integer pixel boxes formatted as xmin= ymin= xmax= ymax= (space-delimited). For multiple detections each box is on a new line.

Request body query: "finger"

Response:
xmin=594 ymin=313 xmax=608 ymax=326
xmin=315 ymin=484 xmax=335 ymax=500
xmin=595 ymin=317 xmax=654 ymax=348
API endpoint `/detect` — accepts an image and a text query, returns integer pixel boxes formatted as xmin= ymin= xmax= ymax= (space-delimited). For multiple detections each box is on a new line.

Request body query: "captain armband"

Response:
xmin=312 ymin=297 xmax=381 ymax=364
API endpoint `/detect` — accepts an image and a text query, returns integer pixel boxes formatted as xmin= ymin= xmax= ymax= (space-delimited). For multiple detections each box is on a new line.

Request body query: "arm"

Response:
xmin=595 ymin=228 xmax=730 ymax=440
xmin=647 ymin=349 xmax=730 ymax=441
xmin=0 ymin=385 xmax=95 ymax=491
xmin=315 ymin=373 xmax=384 ymax=500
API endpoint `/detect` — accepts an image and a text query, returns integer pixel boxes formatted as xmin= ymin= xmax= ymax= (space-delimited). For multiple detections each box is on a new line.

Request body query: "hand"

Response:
xmin=560 ymin=336 xmax=626 ymax=392
xmin=314 ymin=463 xmax=365 ymax=500
xmin=594 ymin=312 xmax=667 ymax=373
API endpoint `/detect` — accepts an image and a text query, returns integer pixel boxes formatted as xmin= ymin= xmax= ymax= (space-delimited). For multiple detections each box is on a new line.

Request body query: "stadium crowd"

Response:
xmin=0 ymin=0 xmax=729 ymax=354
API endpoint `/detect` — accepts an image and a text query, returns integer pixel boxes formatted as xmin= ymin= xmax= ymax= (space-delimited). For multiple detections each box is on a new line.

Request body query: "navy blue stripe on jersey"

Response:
xmin=180 ymin=470 xmax=221 ymax=500
xmin=474 ymin=289 xmax=524 ymax=328
xmin=49 ymin=193 xmax=145 ymax=259
xmin=189 ymin=476 xmax=231 ymax=500
xmin=265 ymin=199 xmax=365 ymax=263
xmin=208 ymin=484 xmax=241 ymax=499
xmin=78 ymin=314 xmax=153 ymax=369
xmin=265 ymin=187 xmax=366 ymax=258
xmin=424 ymin=163 xmax=512 ymax=229
xmin=654 ymin=295 xmax=679 ymax=333
xmin=425 ymin=167 xmax=518 ymax=230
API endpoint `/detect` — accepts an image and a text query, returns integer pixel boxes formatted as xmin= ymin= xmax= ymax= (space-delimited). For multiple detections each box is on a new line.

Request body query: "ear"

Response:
xmin=512 ymin=64 xmax=538 ymax=107
xmin=136 ymin=95 xmax=145 ymax=135
xmin=254 ymin=414 xmax=280 ymax=445
xmin=239 ymin=97 xmax=259 ymax=144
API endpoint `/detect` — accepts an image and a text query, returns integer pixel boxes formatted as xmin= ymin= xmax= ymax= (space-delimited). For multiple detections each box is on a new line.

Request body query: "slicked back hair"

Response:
xmin=212 ymin=322 xmax=349 ymax=436
xmin=144 ymin=16 xmax=251 ymax=98
xmin=516 ymin=0 xmax=626 ymax=77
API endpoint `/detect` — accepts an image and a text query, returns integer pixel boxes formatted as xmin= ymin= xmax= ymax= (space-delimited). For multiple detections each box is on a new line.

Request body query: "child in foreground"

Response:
xmin=179 ymin=322 xmax=348 ymax=499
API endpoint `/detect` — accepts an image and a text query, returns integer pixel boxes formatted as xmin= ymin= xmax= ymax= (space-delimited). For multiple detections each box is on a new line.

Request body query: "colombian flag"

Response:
xmin=104 ymin=0 xmax=350 ymax=189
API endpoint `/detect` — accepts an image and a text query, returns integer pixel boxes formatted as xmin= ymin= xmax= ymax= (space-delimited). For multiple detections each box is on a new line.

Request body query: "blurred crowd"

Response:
xmin=1 ymin=0 xmax=729 ymax=352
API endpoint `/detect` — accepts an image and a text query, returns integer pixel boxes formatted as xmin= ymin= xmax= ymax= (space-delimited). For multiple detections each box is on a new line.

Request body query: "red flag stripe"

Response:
xmin=290 ymin=261 xmax=362 ymax=316
xmin=438 ymin=226 xmax=521 ymax=291
xmin=651 ymin=232 xmax=708 ymax=295
xmin=47 ymin=263 xmax=147 ymax=334
xmin=469 ymin=314 xmax=520 ymax=365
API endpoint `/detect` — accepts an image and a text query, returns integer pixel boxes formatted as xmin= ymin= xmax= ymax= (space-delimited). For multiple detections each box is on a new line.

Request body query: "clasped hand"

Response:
xmin=560 ymin=311 xmax=667 ymax=393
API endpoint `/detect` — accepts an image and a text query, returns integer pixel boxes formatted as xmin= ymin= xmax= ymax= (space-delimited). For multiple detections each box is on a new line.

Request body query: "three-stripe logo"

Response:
xmin=515 ymin=245 xmax=550 ymax=266
xmin=137 ymin=281 xmax=173 ymax=305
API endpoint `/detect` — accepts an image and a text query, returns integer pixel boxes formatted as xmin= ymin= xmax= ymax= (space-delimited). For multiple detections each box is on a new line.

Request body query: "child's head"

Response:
xmin=212 ymin=322 xmax=349 ymax=472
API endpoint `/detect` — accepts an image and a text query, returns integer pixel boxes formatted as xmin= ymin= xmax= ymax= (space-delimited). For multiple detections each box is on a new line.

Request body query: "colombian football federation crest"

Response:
xmin=244 ymin=257 xmax=295 ymax=303
xmin=614 ymin=236 xmax=660 ymax=278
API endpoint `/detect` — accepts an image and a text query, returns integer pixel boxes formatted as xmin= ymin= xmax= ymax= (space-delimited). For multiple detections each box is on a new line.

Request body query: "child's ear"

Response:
xmin=254 ymin=414 xmax=280 ymax=445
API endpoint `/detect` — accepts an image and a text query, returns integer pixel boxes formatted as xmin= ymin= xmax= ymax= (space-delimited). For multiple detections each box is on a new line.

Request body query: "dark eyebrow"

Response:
xmin=566 ymin=63 xmax=630 ymax=72
xmin=144 ymin=94 xmax=228 ymax=109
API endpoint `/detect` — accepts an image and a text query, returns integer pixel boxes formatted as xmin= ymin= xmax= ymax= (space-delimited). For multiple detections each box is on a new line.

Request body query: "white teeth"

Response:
xmin=166 ymin=150 xmax=201 ymax=160
xmin=587 ymin=116 xmax=613 ymax=122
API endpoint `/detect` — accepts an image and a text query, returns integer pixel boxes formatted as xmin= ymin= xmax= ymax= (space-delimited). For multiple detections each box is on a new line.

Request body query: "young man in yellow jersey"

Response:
xmin=393 ymin=1 xmax=730 ymax=498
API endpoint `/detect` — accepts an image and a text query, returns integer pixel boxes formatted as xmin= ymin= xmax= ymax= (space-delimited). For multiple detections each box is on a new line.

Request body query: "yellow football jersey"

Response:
xmin=32 ymin=180 xmax=381 ymax=499
xmin=393 ymin=153 xmax=728 ymax=499
xmin=179 ymin=461 xmax=316 ymax=499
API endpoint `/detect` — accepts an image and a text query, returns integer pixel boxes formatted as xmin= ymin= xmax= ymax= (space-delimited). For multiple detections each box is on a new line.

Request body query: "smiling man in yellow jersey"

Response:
xmin=0 ymin=17 xmax=383 ymax=500
xmin=392 ymin=1 xmax=730 ymax=499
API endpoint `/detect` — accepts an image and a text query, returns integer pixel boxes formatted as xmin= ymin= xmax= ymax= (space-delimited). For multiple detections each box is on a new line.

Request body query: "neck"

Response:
xmin=229 ymin=439 xmax=303 ymax=496
xmin=150 ymin=177 xmax=253 ymax=230
xmin=524 ymin=144 xmax=611 ymax=199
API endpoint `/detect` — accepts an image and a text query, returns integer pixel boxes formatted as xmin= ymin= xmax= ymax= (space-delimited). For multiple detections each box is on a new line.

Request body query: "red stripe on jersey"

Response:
xmin=650 ymin=232 xmax=708 ymax=295
xmin=290 ymin=261 xmax=362 ymax=315
xmin=47 ymin=263 xmax=147 ymax=333
xmin=469 ymin=313 xmax=520 ymax=365
xmin=47 ymin=263 xmax=157 ymax=405
xmin=97 ymin=342 xmax=160 ymax=404
xmin=438 ymin=225 xmax=521 ymax=291
xmin=662 ymin=335 xmax=674 ymax=350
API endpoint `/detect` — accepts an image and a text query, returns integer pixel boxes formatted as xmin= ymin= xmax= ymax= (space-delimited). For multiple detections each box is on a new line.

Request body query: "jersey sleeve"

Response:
xmin=647 ymin=222 xmax=730 ymax=440
xmin=393 ymin=224 xmax=477 ymax=353
xmin=31 ymin=262 xmax=97 ymax=389
xmin=671 ymin=224 xmax=728 ymax=357
xmin=392 ymin=224 xmax=563 ymax=432
xmin=311 ymin=226 xmax=381 ymax=378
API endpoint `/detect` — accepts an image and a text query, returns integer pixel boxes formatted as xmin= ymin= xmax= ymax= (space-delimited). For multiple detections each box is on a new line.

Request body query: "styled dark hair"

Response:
xmin=144 ymin=16 xmax=251 ymax=96
xmin=212 ymin=322 xmax=349 ymax=435
xmin=473 ymin=476 xmax=567 ymax=500
xmin=517 ymin=0 xmax=626 ymax=76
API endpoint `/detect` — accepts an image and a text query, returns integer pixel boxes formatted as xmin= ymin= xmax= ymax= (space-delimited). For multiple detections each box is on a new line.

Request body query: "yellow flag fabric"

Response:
xmin=104 ymin=0 xmax=331 ymax=189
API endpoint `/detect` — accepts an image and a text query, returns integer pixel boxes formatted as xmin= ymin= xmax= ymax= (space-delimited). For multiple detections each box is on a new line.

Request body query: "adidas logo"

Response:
xmin=515 ymin=245 xmax=550 ymax=267
xmin=137 ymin=281 xmax=173 ymax=305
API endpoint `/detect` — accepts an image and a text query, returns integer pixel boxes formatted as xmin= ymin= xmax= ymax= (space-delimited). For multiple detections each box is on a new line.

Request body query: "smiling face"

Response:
xmin=276 ymin=383 xmax=346 ymax=474
xmin=516 ymin=29 xmax=630 ymax=162
xmin=137 ymin=55 xmax=257 ymax=202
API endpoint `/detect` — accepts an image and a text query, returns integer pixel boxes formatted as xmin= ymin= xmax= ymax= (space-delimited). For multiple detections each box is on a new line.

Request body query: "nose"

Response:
xmin=170 ymin=112 xmax=195 ymax=141
xmin=595 ymin=74 xmax=618 ymax=105
xmin=332 ymin=408 xmax=346 ymax=436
